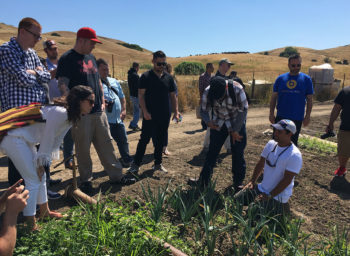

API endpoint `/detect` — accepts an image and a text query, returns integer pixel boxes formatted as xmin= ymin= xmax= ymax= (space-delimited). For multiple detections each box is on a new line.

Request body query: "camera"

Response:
xmin=106 ymin=100 xmax=115 ymax=113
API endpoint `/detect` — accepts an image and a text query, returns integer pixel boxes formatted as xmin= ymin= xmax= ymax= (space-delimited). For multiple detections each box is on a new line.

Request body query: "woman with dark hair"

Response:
xmin=0 ymin=85 xmax=94 ymax=230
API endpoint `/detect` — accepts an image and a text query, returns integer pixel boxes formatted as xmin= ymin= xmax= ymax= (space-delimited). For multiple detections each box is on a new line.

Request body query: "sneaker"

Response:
xmin=127 ymin=164 xmax=139 ymax=175
xmin=129 ymin=125 xmax=141 ymax=131
xmin=187 ymin=178 xmax=206 ymax=188
xmin=47 ymin=189 xmax=62 ymax=200
xmin=79 ymin=181 xmax=93 ymax=195
xmin=49 ymin=178 xmax=62 ymax=186
xmin=120 ymin=158 xmax=132 ymax=168
xmin=119 ymin=176 xmax=137 ymax=185
xmin=334 ymin=166 xmax=347 ymax=177
xmin=152 ymin=164 xmax=168 ymax=173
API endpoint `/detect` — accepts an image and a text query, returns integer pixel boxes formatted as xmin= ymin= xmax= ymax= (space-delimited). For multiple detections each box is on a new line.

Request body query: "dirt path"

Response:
xmin=1 ymin=102 xmax=349 ymax=237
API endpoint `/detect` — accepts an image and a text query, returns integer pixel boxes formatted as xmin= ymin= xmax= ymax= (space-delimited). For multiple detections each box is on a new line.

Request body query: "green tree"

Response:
xmin=279 ymin=47 xmax=299 ymax=58
xmin=174 ymin=62 xmax=205 ymax=75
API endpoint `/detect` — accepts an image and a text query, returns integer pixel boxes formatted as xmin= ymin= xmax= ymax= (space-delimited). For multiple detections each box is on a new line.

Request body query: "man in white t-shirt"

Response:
xmin=235 ymin=119 xmax=302 ymax=213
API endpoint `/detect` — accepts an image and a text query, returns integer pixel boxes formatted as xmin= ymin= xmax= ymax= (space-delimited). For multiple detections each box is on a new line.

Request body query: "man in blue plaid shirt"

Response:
xmin=0 ymin=17 xmax=51 ymax=187
xmin=0 ymin=17 xmax=50 ymax=112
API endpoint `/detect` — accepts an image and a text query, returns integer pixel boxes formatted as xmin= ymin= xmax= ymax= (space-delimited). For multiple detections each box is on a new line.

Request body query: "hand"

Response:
xmin=26 ymin=69 xmax=37 ymax=75
xmin=0 ymin=179 xmax=24 ymax=207
xmin=230 ymin=131 xmax=243 ymax=144
xmin=101 ymin=103 xmax=105 ymax=112
xmin=35 ymin=66 xmax=43 ymax=71
xmin=6 ymin=188 xmax=29 ymax=215
xmin=172 ymin=112 xmax=181 ymax=123
xmin=269 ymin=113 xmax=275 ymax=124
xmin=207 ymin=121 xmax=219 ymax=130
xmin=256 ymin=193 xmax=270 ymax=202
xmin=303 ymin=115 xmax=311 ymax=127
xmin=37 ymin=165 xmax=45 ymax=182
xmin=143 ymin=111 xmax=152 ymax=120
xmin=243 ymin=181 xmax=254 ymax=190
xmin=120 ymin=110 xmax=126 ymax=120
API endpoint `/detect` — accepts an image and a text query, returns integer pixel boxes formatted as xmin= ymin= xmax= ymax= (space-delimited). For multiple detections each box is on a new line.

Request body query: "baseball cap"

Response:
xmin=271 ymin=119 xmax=296 ymax=134
xmin=43 ymin=39 xmax=57 ymax=49
xmin=219 ymin=58 xmax=234 ymax=66
xmin=77 ymin=27 xmax=102 ymax=44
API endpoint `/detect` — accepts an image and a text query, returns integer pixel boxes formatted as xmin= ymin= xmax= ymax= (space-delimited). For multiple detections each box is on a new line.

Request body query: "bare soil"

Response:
xmin=0 ymin=102 xmax=349 ymax=238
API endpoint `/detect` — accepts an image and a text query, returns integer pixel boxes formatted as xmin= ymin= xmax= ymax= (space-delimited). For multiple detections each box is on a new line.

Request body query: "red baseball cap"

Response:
xmin=77 ymin=27 xmax=102 ymax=44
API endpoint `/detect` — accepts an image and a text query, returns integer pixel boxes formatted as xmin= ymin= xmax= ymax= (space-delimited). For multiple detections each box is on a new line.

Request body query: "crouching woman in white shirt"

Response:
xmin=0 ymin=85 xmax=95 ymax=229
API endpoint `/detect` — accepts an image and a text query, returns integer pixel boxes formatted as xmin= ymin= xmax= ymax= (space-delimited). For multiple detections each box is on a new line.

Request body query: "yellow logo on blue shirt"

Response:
xmin=286 ymin=80 xmax=297 ymax=89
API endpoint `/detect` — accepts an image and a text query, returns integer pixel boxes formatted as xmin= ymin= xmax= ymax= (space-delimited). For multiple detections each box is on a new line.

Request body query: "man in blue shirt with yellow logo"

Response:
xmin=269 ymin=54 xmax=314 ymax=146
xmin=97 ymin=58 xmax=133 ymax=167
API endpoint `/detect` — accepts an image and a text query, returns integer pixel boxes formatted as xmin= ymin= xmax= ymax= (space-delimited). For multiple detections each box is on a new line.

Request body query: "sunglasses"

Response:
xmin=265 ymin=144 xmax=291 ymax=167
xmin=291 ymin=64 xmax=301 ymax=68
xmin=24 ymin=28 xmax=42 ymax=41
xmin=85 ymin=98 xmax=95 ymax=105
xmin=156 ymin=62 xmax=167 ymax=67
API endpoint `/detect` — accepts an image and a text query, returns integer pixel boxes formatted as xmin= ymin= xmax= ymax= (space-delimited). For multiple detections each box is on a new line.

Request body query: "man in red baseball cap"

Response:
xmin=56 ymin=27 xmax=136 ymax=194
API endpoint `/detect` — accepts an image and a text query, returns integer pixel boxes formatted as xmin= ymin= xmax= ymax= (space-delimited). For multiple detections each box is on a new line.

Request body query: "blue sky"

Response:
xmin=2 ymin=0 xmax=350 ymax=57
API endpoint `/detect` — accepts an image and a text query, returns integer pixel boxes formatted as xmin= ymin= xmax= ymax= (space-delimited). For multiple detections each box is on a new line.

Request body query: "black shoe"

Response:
xmin=320 ymin=131 xmax=336 ymax=139
xmin=120 ymin=158 xmax=132 ymax=168
xmin=129 ymin=125 xmax=141 ymax=131
xmin=119 ymin=176 xmax=137 ymax=185
xmin=79 ymin=182 xmax=93 ymax=195
xmin=47 ymin=189 xmax=62 ymax=200
xmin=233 ymin=185 xmax=244 ymax=194
xmin=49 ymin=178 xmax=62 ymax=186
xmin=188 ymin=178 xmax=206 ymax=187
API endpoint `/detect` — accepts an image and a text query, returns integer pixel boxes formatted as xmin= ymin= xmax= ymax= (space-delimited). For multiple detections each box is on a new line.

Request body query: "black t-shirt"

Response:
xmin=334 ymin=86 xmax=350 ymax=131
xmin=56 ymin=49 xmax=102 ymax=113
xmin=139 ymin=70 xmax=176 ymax=120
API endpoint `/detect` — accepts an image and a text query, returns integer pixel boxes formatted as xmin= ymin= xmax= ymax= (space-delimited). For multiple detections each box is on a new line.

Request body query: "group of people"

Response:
xmin=193 ymin=54 xmax=349 ymax=214
xmin=0 ymin=16 xmax=349 ymax=254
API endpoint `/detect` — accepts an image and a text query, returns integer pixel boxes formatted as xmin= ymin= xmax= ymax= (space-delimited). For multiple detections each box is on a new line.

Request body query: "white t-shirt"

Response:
xmin=258 ymin=140 xmax=302 ymax=203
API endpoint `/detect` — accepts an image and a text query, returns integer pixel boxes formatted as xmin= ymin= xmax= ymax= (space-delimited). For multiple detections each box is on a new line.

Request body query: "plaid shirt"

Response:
xmin=201 ymin=80 xmax=248 ymax=132
xmin=0 ymin=37 xmax=50 ymax=111
xmin=198 ymin=72 xmax=212 ymax=101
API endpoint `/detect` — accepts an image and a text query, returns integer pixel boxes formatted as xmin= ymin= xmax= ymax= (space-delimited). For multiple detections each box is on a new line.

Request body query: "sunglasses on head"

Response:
xmin=156 ymin=62 xmax=167 ymax=67
xmin=291 ymin=64 xmax=301 ymax=68
xmin=265 ymin=144 xmax=291 ymax=167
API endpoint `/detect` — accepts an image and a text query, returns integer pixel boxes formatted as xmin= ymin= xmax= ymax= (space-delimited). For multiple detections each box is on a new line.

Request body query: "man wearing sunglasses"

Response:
xmin=128 ymin=51 xmax=180 ymax=174
xmin=235 ymin=119 xmax=302 ymax=214
xmin=269 ymin=54 xmax=314 ymax=146
xmin=0 ymin=17 xmax=51 ymax=187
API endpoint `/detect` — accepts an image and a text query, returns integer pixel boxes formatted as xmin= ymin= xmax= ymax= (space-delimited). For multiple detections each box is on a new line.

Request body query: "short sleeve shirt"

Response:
xmin=273 ymin=72 xmax=314 ymax=121
xmin=139 ymin=70 xmax=176 ymax=120
xmin=334 ymin=86 xmax=350 ymax=131
xmin=102 ymin=77 xmax=124 ymax=124
xmin=56 ymin=49 xmax=102 ymax=113
xmin=258 ymin=140 xmax=302 ymax=203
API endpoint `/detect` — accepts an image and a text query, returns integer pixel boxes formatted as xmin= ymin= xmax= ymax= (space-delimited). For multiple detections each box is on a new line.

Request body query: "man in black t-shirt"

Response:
xmin=326 ymin=86 xmax=350 ymax=177
xmin=56 ymin=27 xmax=135 ymax=194
xmin=127 ymin=51 xmax=180 ymax=174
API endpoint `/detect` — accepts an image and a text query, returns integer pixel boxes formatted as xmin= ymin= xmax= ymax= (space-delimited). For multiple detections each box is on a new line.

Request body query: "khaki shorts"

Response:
xmin=338 ymin=129 xmax=350 ymax=157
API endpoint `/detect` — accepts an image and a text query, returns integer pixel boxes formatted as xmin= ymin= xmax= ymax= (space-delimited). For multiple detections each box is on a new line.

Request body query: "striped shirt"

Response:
xmin=0 ymin=37 xmax=50 ymax=111
xmin=201 ymin=80 xmax=248 ymax=132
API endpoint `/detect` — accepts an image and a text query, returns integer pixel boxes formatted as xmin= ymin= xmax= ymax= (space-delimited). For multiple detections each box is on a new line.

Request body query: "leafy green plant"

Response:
xmin=174 ymin=61 xmax=205 ymax=75
xmin=140 ymin=63 xmax=153 ymax=70
xmin=298 ymin=136 xmax=337 ymax=155
xmin=50 ymin=32 xmax=61 ymax=37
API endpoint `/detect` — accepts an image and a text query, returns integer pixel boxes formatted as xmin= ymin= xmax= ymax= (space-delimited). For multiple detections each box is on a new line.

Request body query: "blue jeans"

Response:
xmin=129 ymin=96 xmax=140 ymax=128
xmin=199 ymin=123 xmax=247 ymax=187
xmin=63 ymin=128 xmax=74 ymax=162
xmin=109 ymin=122 xmax=133 ymax=163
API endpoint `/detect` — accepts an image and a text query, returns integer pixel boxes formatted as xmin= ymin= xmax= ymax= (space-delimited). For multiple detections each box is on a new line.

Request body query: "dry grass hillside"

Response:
xmin=1 ymin=22 xmax=349 ymax=109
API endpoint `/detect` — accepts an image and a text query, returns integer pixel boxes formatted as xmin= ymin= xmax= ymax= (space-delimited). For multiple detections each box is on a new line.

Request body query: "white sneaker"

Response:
xmin=152 ymin=164 xmax=168 ymax=173
xmin=127 ymin=164 xmax=139 ymax=174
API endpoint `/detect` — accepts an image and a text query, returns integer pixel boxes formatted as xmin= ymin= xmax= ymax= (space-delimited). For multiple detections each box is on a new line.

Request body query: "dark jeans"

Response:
xmin=134 ymin=119 xmax=169 ymax=166
xmin=109 ymin=122 xmax=132 ymax=163
xmin=275 ymin=116 xmax=302 ymax=146
xmin=199 ymin=123 xmax=247 ymax=187
xmin=63 ymin=128 xmax=74 ymax=162
xmin=201 ymin=120 xmax=207 ymax=130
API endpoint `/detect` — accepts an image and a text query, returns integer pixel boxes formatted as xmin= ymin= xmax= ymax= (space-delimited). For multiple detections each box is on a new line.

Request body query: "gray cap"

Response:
xmin=219 ymin=58 xmax=234 ymax=66
xmin=271 ymin=119 xmax=297 ymax=134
